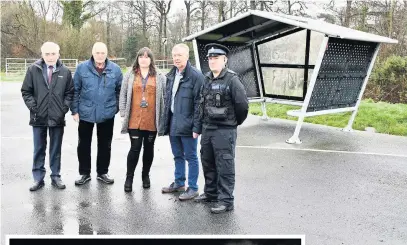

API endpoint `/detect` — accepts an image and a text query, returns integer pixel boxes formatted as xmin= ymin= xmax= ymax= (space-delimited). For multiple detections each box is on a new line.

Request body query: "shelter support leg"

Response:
xmin=343 ymin=109 xmax=357 ymax=132
xmin=286 ymin=116 xmax=304 ymax=144
xmin=261 ymin=101 xmax=269 ymax=120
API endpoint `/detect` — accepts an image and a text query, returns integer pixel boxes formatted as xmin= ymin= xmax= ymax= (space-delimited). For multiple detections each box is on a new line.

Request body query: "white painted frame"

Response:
xmin=192 ymin=39 xmax=201 ymax=71
xmin=285 ymin=35 xmax=330 ymax=144
xmin=343 ymin=44 xmax=380 ymax=132
xmin=284 ymin=41 xmax=380 ymax=143
xmin=187 ymin=11 xmax=388 ymax=144
xmin=251 ymin=43 xmax=269 ymax=120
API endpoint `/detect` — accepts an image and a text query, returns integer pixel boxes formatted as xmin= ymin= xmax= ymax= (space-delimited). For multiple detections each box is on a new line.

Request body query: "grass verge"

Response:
xmin=249 ymin=99 xmax=407 ymax=136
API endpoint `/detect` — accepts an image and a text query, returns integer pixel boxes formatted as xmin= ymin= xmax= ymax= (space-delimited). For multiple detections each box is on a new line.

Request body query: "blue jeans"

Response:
xmin=169 ymin=136 xmax=199 ymax=191
xmin=32 ymin=126 xmax=64 ymax=182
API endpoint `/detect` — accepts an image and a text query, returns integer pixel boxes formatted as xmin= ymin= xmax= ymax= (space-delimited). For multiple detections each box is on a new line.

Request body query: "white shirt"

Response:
xmin=171 ymin=69 xmax=183 ymax=113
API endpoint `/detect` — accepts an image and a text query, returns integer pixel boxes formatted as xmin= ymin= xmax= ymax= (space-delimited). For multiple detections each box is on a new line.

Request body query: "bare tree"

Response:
xmin=127 ymin=0 xmax=151 ymax=41
xmin=250 ymin=0 xmax=256 ymax=9
xmin=36 ymin=0 xmax=52 ymax=21
xmin=221 ymin=0 xmax=227 ymax=22
xmin=167 ymin=9 xmax=187 ymax=46
xmin=51 ymin=0 xmax=62 ymax=23
xmin=2 ymin=1 xmax=41 ymax=56
xmin=344 ymin=0 xmax=352 ymax=27
xmin=232 ymin=0 xmax=249 ymax=16
xmin=284 ymin=0 xmax=308 ymax=15
xmin=210 ymin=0 xmax=227 ymax=23
xmin=260 ymin=1 xmax=276 ymax=11
xmin=105 ymin=3 xmax=112 ymax=52
xmin=27 ymin=1 xmax=40 ymax=48
xmin=184 ymin=0 xmax=200 ymax=35
xmin=196 ymin=0 xmax=211 ymax=30
xmin=153 ymin=0 xmax=172 ymax=56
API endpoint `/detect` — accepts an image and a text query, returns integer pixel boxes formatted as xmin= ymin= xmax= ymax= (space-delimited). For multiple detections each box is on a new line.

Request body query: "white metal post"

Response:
xmin=163 ymin=44 xmax=166 ymax=66
xmin=252 ymin=42 xmax=269 ymax=120
xmin=261 ymin=101 xmax=268 ymax=120
xmin=24 ymin=59 xmax=27 ymax=72
xmin=192 ymin=39 xmax=201 ymax=71
xmin=5 ymin=58 xmax=8 ymax=76
xmin=343 ymin=44 xmax=380 ymax=132
xmin=286 ymin=36 xmax=329 ymax=144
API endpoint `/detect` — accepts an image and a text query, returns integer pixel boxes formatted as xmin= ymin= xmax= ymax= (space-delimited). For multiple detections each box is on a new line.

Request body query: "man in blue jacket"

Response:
xmin=70 ymin=42 xmax=123 ymax=186
xmin=161 ymin=43 xmax=204 ymax=200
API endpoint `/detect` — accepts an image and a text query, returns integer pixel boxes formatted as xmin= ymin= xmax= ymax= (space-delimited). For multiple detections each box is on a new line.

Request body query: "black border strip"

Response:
xmin=259 ymin=64 xmax=315 ymax=69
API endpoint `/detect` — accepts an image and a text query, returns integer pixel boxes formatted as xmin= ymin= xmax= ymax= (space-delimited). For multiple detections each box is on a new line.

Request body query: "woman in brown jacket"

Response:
xmin=119 ymin=47 xmax=166 ymax=192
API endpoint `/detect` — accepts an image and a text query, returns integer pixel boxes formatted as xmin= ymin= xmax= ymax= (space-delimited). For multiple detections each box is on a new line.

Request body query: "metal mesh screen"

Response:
xmin=307 ymin=38 xmax=377 ymax=112
xmin=196 ymin=40 xmax=261 ymax=98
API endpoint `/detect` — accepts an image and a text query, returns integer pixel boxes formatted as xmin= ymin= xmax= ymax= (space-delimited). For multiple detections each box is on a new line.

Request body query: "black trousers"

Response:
xmin=77 ymin=118 xmax=114 ymax=175
xmin=200 ymin=127 xmax=237 ymax=206
xmin=127 ymin=129 xmax=157 ymax=177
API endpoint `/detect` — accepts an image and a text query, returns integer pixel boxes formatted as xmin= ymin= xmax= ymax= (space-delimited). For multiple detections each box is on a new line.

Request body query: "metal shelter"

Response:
xmin=182 ymin=10 xmax=398 ymax=144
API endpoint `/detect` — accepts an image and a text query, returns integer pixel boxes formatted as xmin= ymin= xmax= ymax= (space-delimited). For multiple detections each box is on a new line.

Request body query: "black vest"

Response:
xmin=201 ymin=69 xmax=238 ymax=128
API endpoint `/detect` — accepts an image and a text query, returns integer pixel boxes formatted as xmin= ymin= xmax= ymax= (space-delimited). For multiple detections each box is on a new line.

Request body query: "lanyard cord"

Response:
xmin=141 ymin=73 xmax=149 ymax=98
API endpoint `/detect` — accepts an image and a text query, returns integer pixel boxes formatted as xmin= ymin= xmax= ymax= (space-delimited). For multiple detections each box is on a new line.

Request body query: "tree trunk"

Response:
xmin=106 ymin=5 xmax=111 ymax=52
xmin=164 ymin=13 xmax=168 ymax=58
xmin=142 ymin=1 xmax=147 ymax=40
xmin=344 ymin=0 xmax=352 ymax=27
xmin=200 ymin=1 xmax=205 ymax=30
xmin=185 ymin=1 xmax=191 ymax=35
xmin=158 ymin=16 xmax=163 ymax=55
xmin=218 ymin=1 xmax=225 ymax=22
xmin=250 ymin=0 xmax=256 ymax=10
xmin=288 ymin=0 xmax=292 ymax=15
xmin=388 ymin=0 xmax=395 ymax=38
xmin=230 ymin=0 xmax=233 ymax=18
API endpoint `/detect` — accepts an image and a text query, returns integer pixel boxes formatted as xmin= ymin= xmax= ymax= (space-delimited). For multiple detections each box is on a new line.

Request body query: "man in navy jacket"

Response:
xmin=161 ymin=43 xmax=204 ymax=200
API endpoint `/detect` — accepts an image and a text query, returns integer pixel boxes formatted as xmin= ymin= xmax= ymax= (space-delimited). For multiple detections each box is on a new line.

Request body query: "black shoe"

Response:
xmin=124 ymin=176 xmax=133 ymax=192
xmin=51 ymin=178 xmax=66 ymax=189
xmin=97 ymin=174 xmax=114 ymax=184
xmin=194 ymin=193 xmax=217 ymax=203
xmin=142 ymin=175 xmax=150 ymax=189
xmin=210 ymin=203 xmax=234 ymax=214
xmin=29 ymin=181 xmax=45 ymax=191
xmin=75 ymin=175 xmax=91 ymax=185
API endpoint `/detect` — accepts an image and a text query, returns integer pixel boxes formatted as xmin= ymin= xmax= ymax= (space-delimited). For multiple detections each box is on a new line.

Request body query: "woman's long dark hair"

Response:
xmin=132 ymin=47 xmax=157 ymax=76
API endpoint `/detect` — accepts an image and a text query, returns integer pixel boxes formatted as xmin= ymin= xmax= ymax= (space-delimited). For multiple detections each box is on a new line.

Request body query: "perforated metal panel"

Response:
xmin=307 ymin=38 xmax=377 ymax=112
xmin=196 ymin=40 xmax=261 ymax=98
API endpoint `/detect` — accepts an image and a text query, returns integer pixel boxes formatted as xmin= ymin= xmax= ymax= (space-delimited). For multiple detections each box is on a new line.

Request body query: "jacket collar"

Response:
xmin=34 ymin=58 xmax=62 ymax=70
xmin=166 ymin=60 xmax=191 ymax=80
xmin=205 ymin=67 xmax=228 ymax=80
xmin=87 ymin=56 xmax=112 ymax=75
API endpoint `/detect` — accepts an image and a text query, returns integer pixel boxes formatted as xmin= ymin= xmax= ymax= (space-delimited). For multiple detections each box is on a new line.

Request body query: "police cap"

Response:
xmin=205 ymin=43 xmax=230 ymax=57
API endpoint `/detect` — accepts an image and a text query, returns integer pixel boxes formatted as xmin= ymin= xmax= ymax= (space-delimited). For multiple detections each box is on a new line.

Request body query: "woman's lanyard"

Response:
xmin=141 ymin=73 xmax=149 ymax=101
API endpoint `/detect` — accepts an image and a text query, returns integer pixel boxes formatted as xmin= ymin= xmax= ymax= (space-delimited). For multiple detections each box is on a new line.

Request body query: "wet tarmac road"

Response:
xmin=1 ymin=82 xmax=406 ymax=244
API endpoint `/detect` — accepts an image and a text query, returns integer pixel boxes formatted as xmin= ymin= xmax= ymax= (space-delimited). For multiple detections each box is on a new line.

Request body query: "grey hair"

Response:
xmin=40 ymin=42 xmax=60 ymax=54
xmin=172 ymin=43 xmax=189 ymax=57
xmin=92 ymin=42 xmax=108 ymax=53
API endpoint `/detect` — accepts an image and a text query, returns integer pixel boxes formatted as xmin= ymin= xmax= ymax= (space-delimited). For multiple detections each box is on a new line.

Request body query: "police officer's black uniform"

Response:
xmin=195 ymin=43 xmax=249 ymax=213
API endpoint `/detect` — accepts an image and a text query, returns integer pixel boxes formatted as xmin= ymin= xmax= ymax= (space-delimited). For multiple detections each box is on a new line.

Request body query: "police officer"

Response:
xmin=194 ymin=43 xmax=249 ymax=214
